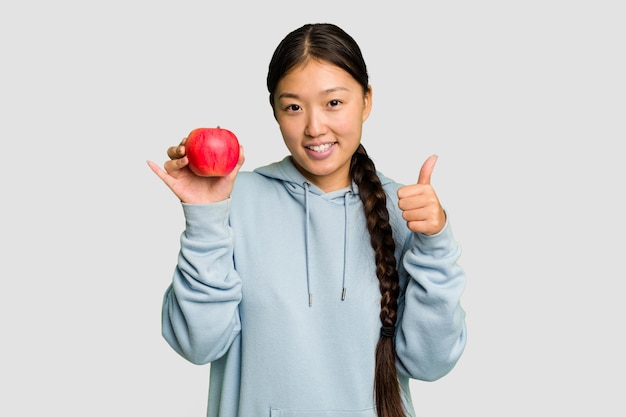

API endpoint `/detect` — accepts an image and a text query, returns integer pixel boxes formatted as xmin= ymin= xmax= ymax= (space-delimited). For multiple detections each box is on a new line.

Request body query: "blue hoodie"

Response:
xmin=162 ymin=156 xmax=467 ymax=417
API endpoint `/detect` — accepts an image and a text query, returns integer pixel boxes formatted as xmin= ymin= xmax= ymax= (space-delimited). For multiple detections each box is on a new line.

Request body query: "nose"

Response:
xmin=304 ymin=109 xmax=327 ymax=138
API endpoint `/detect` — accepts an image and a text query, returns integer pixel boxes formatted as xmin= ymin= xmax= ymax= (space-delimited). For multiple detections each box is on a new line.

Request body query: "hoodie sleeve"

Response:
xmin=161 ymin=199 xmax=242 ymax=365
xmin=394 ymin=220 xmax=467 ymax=381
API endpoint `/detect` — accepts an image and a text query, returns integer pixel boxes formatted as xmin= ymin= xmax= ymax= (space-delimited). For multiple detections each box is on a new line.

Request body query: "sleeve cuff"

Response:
xmin=181 ymin=199 xmax=231 ymax=240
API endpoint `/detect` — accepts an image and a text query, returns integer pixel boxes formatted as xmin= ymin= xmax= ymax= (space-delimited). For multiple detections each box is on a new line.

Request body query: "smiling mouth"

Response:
xmin=306 ymin=143 xmax=336 ymax=152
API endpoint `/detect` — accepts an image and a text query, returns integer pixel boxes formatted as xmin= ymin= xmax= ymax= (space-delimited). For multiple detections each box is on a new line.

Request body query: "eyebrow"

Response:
xmin=277 ymin=86 xmax=350 ymax=100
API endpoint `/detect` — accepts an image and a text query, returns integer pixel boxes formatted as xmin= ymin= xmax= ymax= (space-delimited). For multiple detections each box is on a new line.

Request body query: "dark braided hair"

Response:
xmin=267 ymin=23 xmax=405 ymax=417
xmin=351 ymin=144 xmax=403 ymax=416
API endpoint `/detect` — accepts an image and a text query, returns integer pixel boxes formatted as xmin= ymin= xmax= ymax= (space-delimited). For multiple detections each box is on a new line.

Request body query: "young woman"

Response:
xmin=148 ymin=23 xmax=467 ymax=417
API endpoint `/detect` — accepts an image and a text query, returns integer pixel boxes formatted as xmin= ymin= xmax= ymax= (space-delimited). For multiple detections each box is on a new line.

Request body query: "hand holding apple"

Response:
xmin=147 ymin=127 xmax=244 ymax=204
xmin=397 ymin=155 xmax=447 ymax=235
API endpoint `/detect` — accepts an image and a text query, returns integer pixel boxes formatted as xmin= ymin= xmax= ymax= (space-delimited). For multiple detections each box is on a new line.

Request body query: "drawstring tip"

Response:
xmin=309 ymin=293 xmax=313 ymax=307
xmin=341 ymin=288 xmax=347 ymax=301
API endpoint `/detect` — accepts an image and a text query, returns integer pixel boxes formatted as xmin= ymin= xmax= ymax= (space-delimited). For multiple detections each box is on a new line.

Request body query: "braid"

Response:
xmin=350 ymin=144 xmax=405 ymax=417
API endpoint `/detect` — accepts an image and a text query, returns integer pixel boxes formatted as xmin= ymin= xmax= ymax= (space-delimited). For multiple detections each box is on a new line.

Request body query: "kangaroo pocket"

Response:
xmin=270 ymin=407 xmax=376 ymax=417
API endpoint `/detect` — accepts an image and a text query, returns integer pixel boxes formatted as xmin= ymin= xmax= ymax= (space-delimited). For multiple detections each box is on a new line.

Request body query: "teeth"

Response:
xmin=308 ymin=143 xmax=333 ymax=152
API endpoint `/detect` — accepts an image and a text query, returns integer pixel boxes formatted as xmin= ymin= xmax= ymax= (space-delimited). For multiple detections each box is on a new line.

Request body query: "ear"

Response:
xmin=362 ymin=84 xmax=373 ymax=122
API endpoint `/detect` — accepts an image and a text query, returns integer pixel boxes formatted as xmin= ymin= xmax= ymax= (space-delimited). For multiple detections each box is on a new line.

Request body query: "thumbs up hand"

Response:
xmin=397 ymin=155 xmax=447 ymax=235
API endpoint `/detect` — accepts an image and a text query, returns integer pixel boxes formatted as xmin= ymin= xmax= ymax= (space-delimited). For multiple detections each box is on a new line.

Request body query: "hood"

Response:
xmin=252 ymin=156 xmax=394 ymax=306
xmin=254 ymin=156 xmax=395 ymax=198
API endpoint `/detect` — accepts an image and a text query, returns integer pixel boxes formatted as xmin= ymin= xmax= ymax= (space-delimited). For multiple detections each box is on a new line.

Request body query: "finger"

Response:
xmin=417 ymin=154 xmax=438 ymax=185
xmin=397 ymin=183 xmax=424 ymax=200
xmin=225 ymin=145 xmax=246 ymax=179
xmin=163 ymin=155 xmax=189 ymax=174
xmin=147 ymin=160 xmax=169 ymax=182
xmin=167 ymin=144 xmax=185 ymax=160
xmin=397 ymin=193 xmax=425 ymax=211
xmin=405 ymin=208 xmax=446 ymax=235
xmin=235 ymin=145 xmax=245 ymax=169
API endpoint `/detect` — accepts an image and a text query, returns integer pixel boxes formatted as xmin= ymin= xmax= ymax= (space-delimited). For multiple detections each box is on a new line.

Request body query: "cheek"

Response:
xmin=278 ymin=115 xmax=301 ymax=135
xmin=279 ymin=122 xmax=300 ymax=148
xmin=331 ymin=108 xmax=364 ymax=133
xmin=334 ymin=117 xmax=362 ymax=139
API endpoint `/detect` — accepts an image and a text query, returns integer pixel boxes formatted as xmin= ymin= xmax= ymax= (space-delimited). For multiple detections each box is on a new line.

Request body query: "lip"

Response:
xmin=304 ymin=142 xmax=337 ymax=159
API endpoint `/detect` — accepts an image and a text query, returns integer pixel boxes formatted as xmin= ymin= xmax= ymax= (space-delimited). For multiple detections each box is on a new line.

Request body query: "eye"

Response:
xmin=285 ymin=104 xmax=301 ymax=112
xmin=328 ymin=99 xmax=341 ymax=108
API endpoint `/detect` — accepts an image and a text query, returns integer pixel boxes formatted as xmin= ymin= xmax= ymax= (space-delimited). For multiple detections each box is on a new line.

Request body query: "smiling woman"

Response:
xmin=147 ymin=22 xmax=467 ymax=417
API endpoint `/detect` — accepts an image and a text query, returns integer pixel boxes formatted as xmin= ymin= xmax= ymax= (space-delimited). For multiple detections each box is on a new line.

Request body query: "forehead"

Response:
xmin=277 ymin=60 xmax=358 ymax=95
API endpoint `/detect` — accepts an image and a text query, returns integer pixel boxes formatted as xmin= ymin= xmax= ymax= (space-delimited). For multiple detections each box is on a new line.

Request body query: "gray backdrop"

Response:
xmin=2 ymin=0 xmax=624 ymax=415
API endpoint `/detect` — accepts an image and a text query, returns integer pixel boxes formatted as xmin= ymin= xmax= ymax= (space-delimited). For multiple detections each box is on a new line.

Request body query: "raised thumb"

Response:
xmin=417 ymin=154 xmax=439 ymax=184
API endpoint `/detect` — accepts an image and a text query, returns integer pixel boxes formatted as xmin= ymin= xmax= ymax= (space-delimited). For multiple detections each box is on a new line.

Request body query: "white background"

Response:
xmin=2 ymin=1 xmax=624 ymax=416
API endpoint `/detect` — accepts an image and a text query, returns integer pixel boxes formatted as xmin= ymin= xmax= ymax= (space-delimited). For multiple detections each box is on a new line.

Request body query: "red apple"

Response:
xmin=185 ymin=127 xmax=240 ymax=177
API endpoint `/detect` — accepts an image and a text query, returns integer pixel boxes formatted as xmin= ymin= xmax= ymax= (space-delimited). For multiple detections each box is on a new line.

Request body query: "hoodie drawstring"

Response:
xmin=303 ymin=182 xmax=352 ymax=307
xmin=341 ymin=190 xmax=351 ymax=301
xmin=304 ymin=182 xmax=313 ymax=307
